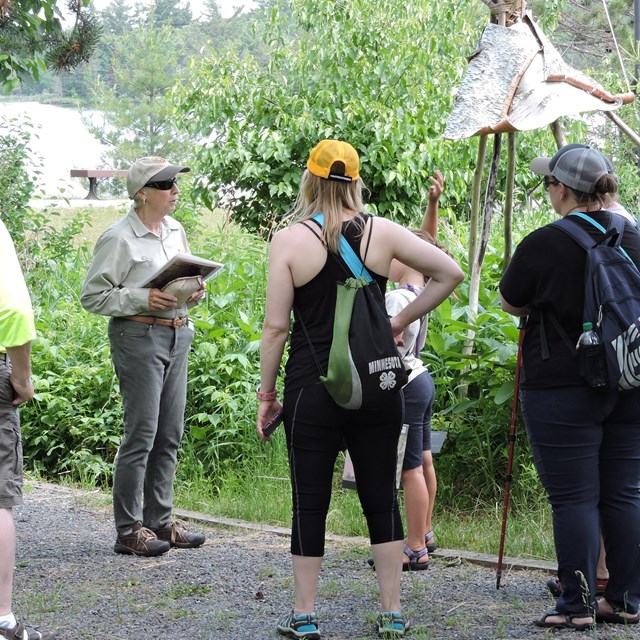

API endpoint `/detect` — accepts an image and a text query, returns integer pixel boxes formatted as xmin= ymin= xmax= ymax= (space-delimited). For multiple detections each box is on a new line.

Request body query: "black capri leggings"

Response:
xmin=283 ymin=383 xmax=404 ymax=556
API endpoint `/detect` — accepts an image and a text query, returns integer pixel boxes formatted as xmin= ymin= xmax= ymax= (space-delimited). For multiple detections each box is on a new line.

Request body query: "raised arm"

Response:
xmin=420 ymin=170 xmax=444 ymax=240
xmin=376 ymin=219 xmax=464 ymax=335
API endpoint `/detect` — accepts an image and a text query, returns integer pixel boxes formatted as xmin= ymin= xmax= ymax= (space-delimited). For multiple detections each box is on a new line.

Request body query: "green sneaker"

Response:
xmin=377 ymin=611 xmax=409 ymax=637
xmin=276 ymin=610 xmax=320 ymax=639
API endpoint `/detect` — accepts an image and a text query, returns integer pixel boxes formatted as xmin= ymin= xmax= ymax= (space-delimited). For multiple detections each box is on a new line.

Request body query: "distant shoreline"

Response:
xmin=0 ymin=102 xmax=111 ymax=199
xmin=29 ymin=198 xmax=128 ymax=210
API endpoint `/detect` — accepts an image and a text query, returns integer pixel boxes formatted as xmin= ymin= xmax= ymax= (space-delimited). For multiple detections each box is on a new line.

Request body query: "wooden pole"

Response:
xmin=503 ymin=132 xmax=516 ymax=267
xmin=605 ymin=110 xmax=640 ymax=147
xmin=550 ymin=120 xmax=566 ymax=148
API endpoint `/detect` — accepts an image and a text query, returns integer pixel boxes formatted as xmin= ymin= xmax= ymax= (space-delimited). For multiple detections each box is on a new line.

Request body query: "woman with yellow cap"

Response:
xmin=257 ymin=140 xmax=463 ymax=638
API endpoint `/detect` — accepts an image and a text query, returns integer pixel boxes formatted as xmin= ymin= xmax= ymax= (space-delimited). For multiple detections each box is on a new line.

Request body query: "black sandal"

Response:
xmin=534 ymin=610 xmax=593 ymax=632
xmin=546 ymin=577 xmax=563 ymax=597
xmin=596 ymin=599 xmax=639 ymax=625
xmin=425 ymin=530 xmax=438 ymax=553
xmin=402 ymin=544 xmax=429 ymax=571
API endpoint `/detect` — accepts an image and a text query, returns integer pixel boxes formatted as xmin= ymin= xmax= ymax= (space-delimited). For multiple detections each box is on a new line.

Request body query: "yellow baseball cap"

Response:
xmin=307 ymin=140 xmax=360 ymax=182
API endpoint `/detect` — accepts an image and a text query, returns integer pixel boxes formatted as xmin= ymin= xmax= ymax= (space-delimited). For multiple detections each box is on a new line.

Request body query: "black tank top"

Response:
xmin=284 ymin=213 xmax=388 ymax=392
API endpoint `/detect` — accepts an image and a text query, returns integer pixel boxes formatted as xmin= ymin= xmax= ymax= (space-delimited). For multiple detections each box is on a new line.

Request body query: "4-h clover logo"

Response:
xmin=379 ymin=371 xmax=397 ymax=391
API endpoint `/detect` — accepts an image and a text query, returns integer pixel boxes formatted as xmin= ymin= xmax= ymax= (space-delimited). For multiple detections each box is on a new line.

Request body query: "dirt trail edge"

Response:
xmin=12 ymin=482 xmax=632 ymax=640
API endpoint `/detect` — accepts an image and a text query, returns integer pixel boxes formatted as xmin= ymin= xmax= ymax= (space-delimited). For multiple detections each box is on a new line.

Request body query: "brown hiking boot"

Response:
xmin=0 ymin=621 xmax=55 ymax=640
xmin=114 ymin=523 xmax=170 ymax=556
xmin=153 ymin=520 xmax=205 ymax=548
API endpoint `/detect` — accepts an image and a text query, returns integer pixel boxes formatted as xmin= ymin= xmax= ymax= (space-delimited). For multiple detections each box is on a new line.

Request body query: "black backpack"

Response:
xmin=297 ymin=213 xmax=407 ymax=409
xmin=550 ymin=211 xmax=640 ymax=391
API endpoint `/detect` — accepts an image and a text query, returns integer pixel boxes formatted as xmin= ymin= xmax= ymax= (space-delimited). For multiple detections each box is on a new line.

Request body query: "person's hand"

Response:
xmin=390 ymin=315 xmax=406 ymax=344
xmin=10 ymin=374 xmax=34 ymax=405
xmin=428 ymin=170 xmax=444 ymax=203
xmin=257 ymin=399 xmax=283 ymax=442
xmin=148 ymin=288 xmax=178 ymax=311
xmin=186 ymin=282 xmax=206 ymax=304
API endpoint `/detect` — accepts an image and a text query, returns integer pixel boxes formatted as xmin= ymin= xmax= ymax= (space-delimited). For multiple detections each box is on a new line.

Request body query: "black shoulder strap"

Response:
xmin=551 ymin=213 xmax=624 ymax=251
xmin=361 ymin=213 xmax=374 ymax=266
xmin=299 ymin=220 xmax=324 ymax=245
xmin=551 ymin=217 xmax=598 ymax=251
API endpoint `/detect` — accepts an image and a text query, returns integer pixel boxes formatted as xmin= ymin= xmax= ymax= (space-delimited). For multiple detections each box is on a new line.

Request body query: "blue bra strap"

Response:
xmin=312 ymin=213 xmax=373 ymax=281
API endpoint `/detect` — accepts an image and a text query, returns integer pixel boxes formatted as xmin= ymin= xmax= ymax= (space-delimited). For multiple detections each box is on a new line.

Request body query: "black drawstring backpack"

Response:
xmin=297 ymin=213 xmax=407 ymax=409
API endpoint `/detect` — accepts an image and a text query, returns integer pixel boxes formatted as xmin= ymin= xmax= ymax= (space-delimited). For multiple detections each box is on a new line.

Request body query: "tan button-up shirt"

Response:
xmin=80 ymin=206 xmax=190 ymax=319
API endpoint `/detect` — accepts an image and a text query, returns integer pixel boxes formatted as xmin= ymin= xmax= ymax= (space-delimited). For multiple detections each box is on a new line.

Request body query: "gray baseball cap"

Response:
xmin=531 ymin=145 xmax=610 ymax=194
xmin=126 ymin=156 xmax=190 ymax=198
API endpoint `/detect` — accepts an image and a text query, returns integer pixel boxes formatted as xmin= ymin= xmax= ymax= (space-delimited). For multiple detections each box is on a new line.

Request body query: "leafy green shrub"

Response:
xmin=176 ymin=0 xmax=485 ymax=234
xmin=20 ymin=214 xmax=268 ymax=487
xmin=182 ymin=230 xmax=267 ymax=481
xmin=15 ymin=191 xmax=549 ymax=515
xmin=0 ymin=116 xmax=37 ymax=246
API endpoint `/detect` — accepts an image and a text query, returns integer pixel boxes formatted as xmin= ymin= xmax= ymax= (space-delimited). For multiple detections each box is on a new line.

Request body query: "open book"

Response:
xmin=141 ymin=254 xmax=224 ymax=289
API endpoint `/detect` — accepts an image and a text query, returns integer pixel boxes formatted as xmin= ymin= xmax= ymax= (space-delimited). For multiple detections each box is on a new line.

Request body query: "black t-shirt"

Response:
xmin=499 ymin=210 xmax=640 ymax=388
xmin=284 ymin=213 xmax=388 ymax=392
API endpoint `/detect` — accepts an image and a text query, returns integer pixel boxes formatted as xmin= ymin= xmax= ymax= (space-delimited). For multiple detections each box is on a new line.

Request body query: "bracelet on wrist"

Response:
xmin=256 ymin=388 xmax=277 ymax=401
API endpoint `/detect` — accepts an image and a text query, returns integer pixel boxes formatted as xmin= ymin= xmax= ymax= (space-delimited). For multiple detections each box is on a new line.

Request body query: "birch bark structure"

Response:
xmin=444 ymin=17 xmax=634 ymax=141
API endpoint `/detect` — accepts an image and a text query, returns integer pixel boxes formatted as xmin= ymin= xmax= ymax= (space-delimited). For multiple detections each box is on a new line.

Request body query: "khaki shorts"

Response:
xmin=0 ymin=358 xmax=23 ymax=508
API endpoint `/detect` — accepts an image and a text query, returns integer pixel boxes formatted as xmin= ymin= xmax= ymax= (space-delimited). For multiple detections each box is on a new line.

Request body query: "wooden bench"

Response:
xmin=70 ymin=169 xmax=128 ymax=200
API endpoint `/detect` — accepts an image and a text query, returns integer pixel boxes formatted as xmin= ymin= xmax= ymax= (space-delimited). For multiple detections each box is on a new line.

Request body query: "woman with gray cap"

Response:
xmin=499 ymin=145 xmax=640 ymax=629
xmin=81 ymin=157 xmax=206 ymax=557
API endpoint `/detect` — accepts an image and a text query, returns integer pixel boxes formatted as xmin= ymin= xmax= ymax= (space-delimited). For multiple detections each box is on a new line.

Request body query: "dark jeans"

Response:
xmin=521 ymin=386 xmax=640 ymax=615
xmin=283 ymin=383 xmax=404 ymax=556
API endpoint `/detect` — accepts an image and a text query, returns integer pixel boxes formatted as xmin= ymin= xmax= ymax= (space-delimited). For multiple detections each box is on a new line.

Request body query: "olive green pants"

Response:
xmin=108 ymin=318 xmax=193 ymax=533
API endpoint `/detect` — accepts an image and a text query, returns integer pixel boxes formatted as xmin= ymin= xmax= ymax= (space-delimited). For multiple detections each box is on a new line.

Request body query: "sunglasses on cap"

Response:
xmin=543 ymin=175 xmax=559 ymax=190
xmin=144 ymin=177 xmax=178 ymax=190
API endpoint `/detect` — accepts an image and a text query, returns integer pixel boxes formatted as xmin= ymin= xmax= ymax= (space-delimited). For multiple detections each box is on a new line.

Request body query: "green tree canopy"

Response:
xmin=86 ymin=26 xmax=190 ymax=165
xmin=150 ymin=0 xmax=193 ymax=28
xmin=99 ymin=0 xmax=135 ymax=35
xmin=0 ymin=0 xmax=100 ymax=93
xmin=175 ymin=0 xmax=485 ymax=234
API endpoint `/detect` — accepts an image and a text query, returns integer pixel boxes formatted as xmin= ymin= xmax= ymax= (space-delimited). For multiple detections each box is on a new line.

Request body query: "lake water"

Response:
xmin=0 ymin=102 xmax=111 ymax=198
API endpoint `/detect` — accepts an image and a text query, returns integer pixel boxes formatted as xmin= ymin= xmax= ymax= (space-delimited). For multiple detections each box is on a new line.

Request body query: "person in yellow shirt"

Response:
xmin=0 ymin=219 xmax=55 ymax=640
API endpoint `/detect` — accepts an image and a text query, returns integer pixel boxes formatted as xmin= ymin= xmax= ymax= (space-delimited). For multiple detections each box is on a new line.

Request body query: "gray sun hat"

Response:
xmin=530 ymin=145 xmax=610 ymax=194
xmin=126 ymin=156 xmax=191 ymax=198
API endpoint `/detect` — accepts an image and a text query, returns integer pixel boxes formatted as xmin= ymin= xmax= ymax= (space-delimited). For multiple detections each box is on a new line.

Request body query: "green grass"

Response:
xmin=39 ymin=202 xmax=228 ymax=247
xmin=173 ymin=471 xmax=555 ymax=562
xmin=21 ymin=199 xmax=557 ymax=566
xmin=172 ymin=439 xmax=554 ymax=562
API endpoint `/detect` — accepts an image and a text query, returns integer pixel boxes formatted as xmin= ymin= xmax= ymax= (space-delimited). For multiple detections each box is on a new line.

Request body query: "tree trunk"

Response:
xmin=503 ymin=132 xmax=516 ymax=267
xmin=464 ymin=134 xmax=502 ymax=359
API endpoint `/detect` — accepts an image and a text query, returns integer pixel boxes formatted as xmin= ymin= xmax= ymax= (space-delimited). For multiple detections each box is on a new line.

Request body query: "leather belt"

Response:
xmin=124 ymin=315 xmax=188 ymax=328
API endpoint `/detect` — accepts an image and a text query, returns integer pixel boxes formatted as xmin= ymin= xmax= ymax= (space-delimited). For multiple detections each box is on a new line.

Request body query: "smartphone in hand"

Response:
xmin=262 ymin=409 xmax=284 ymax=438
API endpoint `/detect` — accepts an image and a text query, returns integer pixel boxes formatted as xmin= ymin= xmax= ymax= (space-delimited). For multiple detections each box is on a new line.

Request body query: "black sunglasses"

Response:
xmin=144 ymin=177 xmax=178 ymax=190
xmin=543 ymin=176 xmax=559 ymax=189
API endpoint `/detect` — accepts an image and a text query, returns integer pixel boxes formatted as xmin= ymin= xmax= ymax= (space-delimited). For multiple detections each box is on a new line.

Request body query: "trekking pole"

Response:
xmin=496 ymin=316 xmax=526 ymax=590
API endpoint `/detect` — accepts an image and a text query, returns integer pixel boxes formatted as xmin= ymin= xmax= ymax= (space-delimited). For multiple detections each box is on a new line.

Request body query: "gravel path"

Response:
xmin=11 ymin=482 xmax=638 ymax=639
